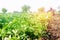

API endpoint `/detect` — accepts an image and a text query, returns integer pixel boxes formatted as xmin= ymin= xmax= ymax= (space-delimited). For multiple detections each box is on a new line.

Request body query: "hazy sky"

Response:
xmin=0 ymin=0 xmax=60 ymax=12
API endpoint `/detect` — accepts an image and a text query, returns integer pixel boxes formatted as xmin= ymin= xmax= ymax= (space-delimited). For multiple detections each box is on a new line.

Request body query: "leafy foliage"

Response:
xmin=0 ymin=7 xmax=53 ymax=40
xmin=0 ymin=13 xmax=48 ymax=40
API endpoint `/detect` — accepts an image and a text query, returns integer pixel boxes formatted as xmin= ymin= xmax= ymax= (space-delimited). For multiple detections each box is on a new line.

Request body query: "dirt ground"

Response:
xmin=46 ymin=14 xmax=60 ymax=40
xmin=39 ymin=14 xmax=60 ymax=40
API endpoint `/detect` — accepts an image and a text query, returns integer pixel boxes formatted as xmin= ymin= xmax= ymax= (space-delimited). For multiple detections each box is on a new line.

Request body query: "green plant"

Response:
xmin=0 ymin=8 xmax=48 ymax=40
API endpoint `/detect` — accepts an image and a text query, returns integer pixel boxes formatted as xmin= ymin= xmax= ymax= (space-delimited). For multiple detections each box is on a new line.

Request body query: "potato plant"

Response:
xmin=0 ymin=12 xmax=48 ymax=40
xmin=0 ymin=7 xmax=53 ymax=40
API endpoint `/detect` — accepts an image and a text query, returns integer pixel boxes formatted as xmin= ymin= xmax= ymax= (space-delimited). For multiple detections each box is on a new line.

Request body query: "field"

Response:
xmin=47 ymin=14 xmax=60 ymax=40
xmin=0 ymin=6 xmax=60 ymax=40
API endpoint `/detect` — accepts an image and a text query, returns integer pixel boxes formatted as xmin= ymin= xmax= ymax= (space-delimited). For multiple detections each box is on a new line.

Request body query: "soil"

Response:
xmin=46 ymin=14 xmax=60 ymax=40
xmin=40 ymin=14 xmax=60 ymax=40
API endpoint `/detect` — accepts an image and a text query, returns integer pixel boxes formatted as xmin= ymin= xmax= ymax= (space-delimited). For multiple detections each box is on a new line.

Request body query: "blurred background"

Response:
xmin=0 ymin=0 xmax=60 ymax=12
